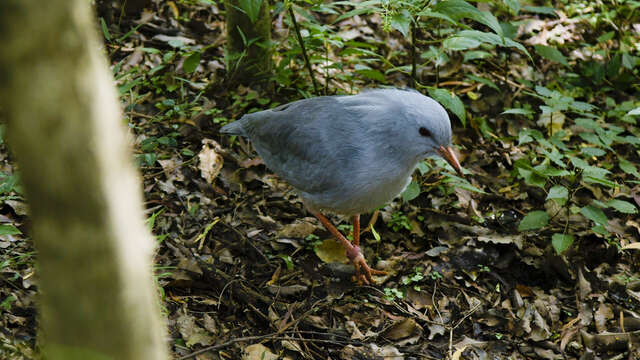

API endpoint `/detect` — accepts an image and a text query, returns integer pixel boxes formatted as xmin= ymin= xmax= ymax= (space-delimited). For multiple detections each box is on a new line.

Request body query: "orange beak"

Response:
xmin=437 ymin=146 xmax=464 ymax=176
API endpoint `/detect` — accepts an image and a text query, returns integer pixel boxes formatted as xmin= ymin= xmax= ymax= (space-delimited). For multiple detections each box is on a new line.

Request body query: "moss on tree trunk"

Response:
xmin=0 ymin=1 xmax=168 ymax=359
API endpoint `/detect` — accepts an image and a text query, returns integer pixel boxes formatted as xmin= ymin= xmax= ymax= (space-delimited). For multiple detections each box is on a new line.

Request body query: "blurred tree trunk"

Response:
xmin=225 ymin=0 xmax=272 ymax=84
xmin=0 ymin=1 xmax=167 ymax=359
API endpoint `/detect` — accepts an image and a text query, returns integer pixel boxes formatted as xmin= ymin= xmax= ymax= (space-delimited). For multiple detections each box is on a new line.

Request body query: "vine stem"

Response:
xmin=410 ymin=21 xmax=418 ymax=87
xmin=288 ymin=6 xmax=319 ymax=95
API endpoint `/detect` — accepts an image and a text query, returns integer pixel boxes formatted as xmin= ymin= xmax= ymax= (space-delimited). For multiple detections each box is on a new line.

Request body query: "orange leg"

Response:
xmin=312 ymin=212 xmax=386 ymax=284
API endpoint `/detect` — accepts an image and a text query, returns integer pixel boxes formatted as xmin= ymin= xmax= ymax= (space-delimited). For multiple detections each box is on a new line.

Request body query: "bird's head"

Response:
xmin=399 ymin=90 xmax=463 ymax=176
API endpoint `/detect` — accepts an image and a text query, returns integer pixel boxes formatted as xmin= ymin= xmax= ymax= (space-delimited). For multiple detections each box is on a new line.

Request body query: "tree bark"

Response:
xmin=225 ymin=0 xmax=272 ymax=84
xmin=0 ymin=1 xmax=168 ymax=359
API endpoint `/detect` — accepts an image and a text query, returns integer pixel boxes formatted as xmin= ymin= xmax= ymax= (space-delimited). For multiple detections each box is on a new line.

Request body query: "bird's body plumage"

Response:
xmin=221 ymin=88 xmax=452 ymax=215
xmin=221 ymin=88 xmax=462 ymax=284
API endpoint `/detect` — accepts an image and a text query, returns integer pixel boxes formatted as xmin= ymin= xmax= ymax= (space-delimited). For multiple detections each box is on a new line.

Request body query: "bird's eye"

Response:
xmin=419 ymin=127 xmax=431 ymax=137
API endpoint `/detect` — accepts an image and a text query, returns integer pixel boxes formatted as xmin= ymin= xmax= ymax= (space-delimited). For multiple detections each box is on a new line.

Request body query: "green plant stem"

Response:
xmin=410 ymin=21 xmax=417 ymax=87
xmin=288 ymin=6 xmax=319 ymax=95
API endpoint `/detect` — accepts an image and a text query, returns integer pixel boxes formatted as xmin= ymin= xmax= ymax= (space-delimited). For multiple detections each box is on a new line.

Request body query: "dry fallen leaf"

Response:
xmin=314 ymin=238 xmax=347 ymax=264
xmin=242 ymin=343 xmax=279 ymax=360
xmin=198 ymin=139 xmax=223 ymax=184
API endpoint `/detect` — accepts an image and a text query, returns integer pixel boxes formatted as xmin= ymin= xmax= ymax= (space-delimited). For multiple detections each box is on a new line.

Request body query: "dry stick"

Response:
xmin=288 ymin=6 xmax=319 ymax=95
xmin=176 ymin=333 xmax=359 ymax=360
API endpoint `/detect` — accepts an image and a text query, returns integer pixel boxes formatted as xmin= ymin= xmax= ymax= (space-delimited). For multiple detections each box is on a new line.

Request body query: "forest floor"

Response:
xmin=1 ymin=1 xmax=639 ymax=359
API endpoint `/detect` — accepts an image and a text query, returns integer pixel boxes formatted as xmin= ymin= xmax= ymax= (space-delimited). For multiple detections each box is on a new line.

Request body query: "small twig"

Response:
xmin=176 ymin=333 xmax=360 ymax=360
xmin=360 ymin=210 xmax=379 ymax=234
xmin=288 ymin=6 xmax=319 ymax=95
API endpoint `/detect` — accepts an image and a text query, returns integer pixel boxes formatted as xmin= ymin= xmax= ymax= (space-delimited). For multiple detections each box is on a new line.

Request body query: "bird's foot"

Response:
xmin=346 ymin=246 xmax=387 ymax=285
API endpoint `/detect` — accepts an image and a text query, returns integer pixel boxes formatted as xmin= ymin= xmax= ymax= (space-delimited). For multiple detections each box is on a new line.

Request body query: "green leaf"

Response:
xmin=416 ymin=161 xmax=430 ymax=175
xmin=428 ymin=88 xmax=466 ymax=126
xmin=417 ymin=10 xmax=457 ymax=25
xmin=534 ymin=45 xmax=569 ymax=67
xmin=580 ymin=205 xmax=608 ymax=226
xmin=390 ymin=9 xmax=412 ymax=37
xmin=619 ymin=158 xmax=640 ymax=178
xmin=503 ymin=108 xmax=535 ymax=115
xmin=607 ymin=199 xmax=638 ymax=214
xmin=523 ymin=5 xmax=557 ymax=16
xmin=518 ymin=210 xmax=549 ymax=231
xmin=370 ymin=225 xmax=381 ymax=242
xmin=277 ymin=254 xmax=294 ymax=271
xmin=449 ymin=30 xmax=531 ymax=60
xmin=100 ymin=17 xmax=111 ymax=41
xmin=552 ymin=233 xmax=573 ymax=255
xmin=518 ymin=168 xmax=546 ymax=188
xmin=183 ymin=51 xmax=201 ymax=74
xmin=433 ymin=0 xmax=503 ymax=36
xmin=443 ymin=36 xmax=481 ymax=51
xmin=463 ymin=50 xmax=493 ymax=62
xmin=354 ymin=65 xmax=386 ymax=82
xmin=626 ymin=107 xmax=640 ymax=116
xmin=0 ymin=224 xmax=21 ymax=236
xmin=581 ymin=147 xmax=605 ymax=157
xmin=238 ymin=0 xmax=263 ymax=23
xmin=466 ymin=75 xmax=500 ymax=91
xmin=443 ymin=174 xmax=486 ymax=193
xmin=503 ymin=0 xmax=520 ymax=14
xmin=401 ymin=180 xmax=420 ymax=202
xmin=546 ymin=185 xmax=568 ymax=201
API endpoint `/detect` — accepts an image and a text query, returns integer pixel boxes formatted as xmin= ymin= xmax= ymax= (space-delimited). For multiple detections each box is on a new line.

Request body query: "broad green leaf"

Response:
xmin=541 ymin=148 xmax=565 ymax=168
xmin=534 ymin=163 xmax=570 ymax=177
xmin=582 ymin=166 xmax=616 ymax=188
xmin=417 ymin=161 xmax=430 ymax=175
xmin=463 ymin=50 xmax=493 ymax=62
xmin=552 ymin=233 xmax=574 ymax=255
xmin=417 ymin=10 xmax=457 ymax=25
xmin=518 ymin=168 xmax=546 ymax=188
xmin=0 ymin=224 xmax=21 ymax=236
xmin=466 ymin=75 xmax=500 ymax=91
xmin=238 ymin=0 xmax=263 ymax=23
xmin=534 ymin=45 xmax=569 ymax=67
xmin=581 ymin=147 xmax=606 ymax=157
xmin=334 ymin=6 xmax=376 ymax=22
xmin=627 ymin=107 xmax=640 ymax=116
xmin=580 ymin=205 xmax=608 ymax=226
xmin=444 ymin=174 xmax=486 ymax=193
xmin=607 ymin=199 xmax=638 ymax=214
xmin=504 ymin=0 xmax=520 ymax=14
xmin=433 ymin=0 xmax=503 ymax=36
xmin=428 ymin=88 xmax=466 ymax=126
xmin=443 ymin=37 xmax=481 ymax=51
xmin=354 ymin=64 xmax=386 ymax=82
xmin=546 ymin=185 xmax=568 ymax=201
xmin=390 ymin=9 xmax=411 ymax=37
xmin=523 ymin=5 xmax=557 ymax=16
xmin=451 ymin=30 xmax=531 ymax=59
xmin=619 ymin=158 xmax=640 ymax=178
xmin=402 ymin=180 xmax=421 ymax=202
xmin=183 ymin=51 xmax=201 ymax=74
xmin=518 ymin=210 xmax=549 ymax=231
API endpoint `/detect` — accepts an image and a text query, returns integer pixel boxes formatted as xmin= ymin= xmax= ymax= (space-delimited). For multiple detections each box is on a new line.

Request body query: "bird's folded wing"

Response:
xmin=241 ymin=97 xmax=356 ymax=195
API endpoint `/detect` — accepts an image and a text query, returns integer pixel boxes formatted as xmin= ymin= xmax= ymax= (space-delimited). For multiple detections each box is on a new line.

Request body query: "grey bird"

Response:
xmin=221 ymin=88 xmax=463 ymax=284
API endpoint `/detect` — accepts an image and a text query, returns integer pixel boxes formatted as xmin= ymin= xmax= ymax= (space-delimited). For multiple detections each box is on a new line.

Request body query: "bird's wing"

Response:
xmin=238 ymin=96 xmax=361 ymax=195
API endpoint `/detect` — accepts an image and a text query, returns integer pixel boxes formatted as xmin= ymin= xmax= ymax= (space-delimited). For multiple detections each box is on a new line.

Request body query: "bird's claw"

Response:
xmin=351 ymin=252 xmax=387 ymax=285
